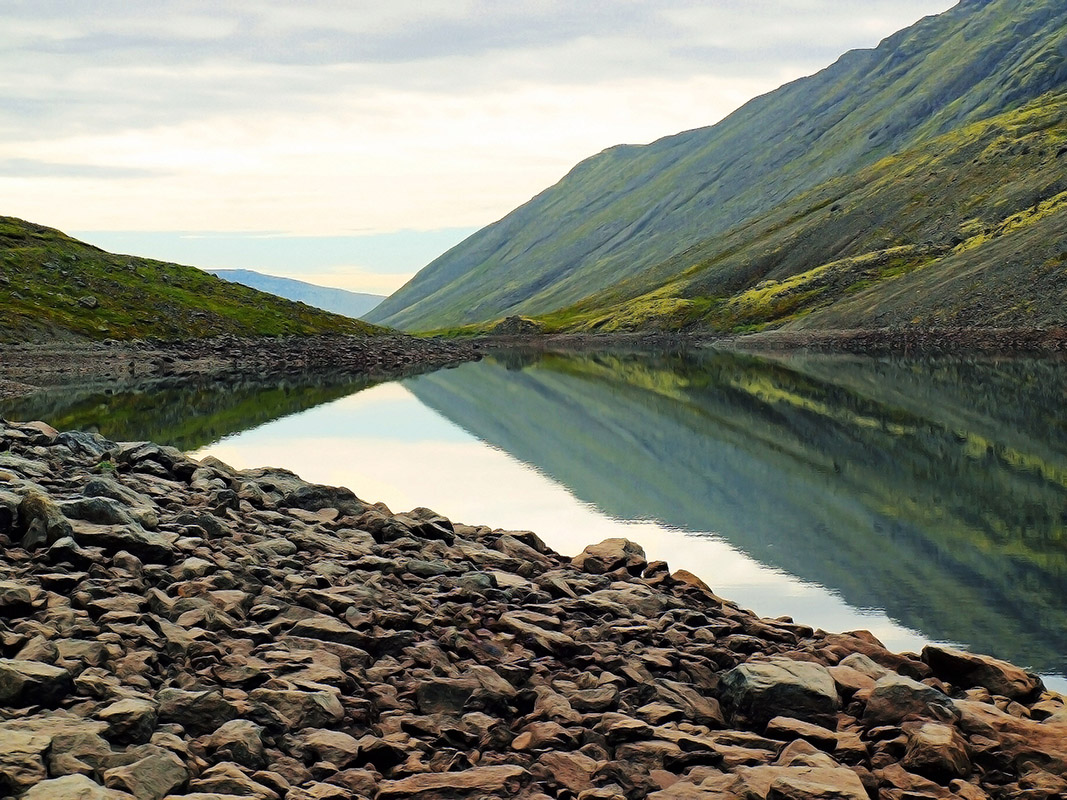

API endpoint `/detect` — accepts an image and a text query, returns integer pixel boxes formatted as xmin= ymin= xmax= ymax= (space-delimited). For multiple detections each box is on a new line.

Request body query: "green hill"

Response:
xmin=367 ymin=0 xmax=1067 ymax=332
xmin=0 ymin=218 xmax=381 ymax=341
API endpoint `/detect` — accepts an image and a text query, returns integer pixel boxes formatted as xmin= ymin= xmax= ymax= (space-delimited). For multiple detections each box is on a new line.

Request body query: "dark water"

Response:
xmin=5 ymin=349 xmax=1067 ymax=682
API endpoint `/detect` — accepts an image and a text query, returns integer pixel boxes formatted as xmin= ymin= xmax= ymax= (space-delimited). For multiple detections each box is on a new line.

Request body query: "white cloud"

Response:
xmin=0 ymin=1 xmax=958 ymax=238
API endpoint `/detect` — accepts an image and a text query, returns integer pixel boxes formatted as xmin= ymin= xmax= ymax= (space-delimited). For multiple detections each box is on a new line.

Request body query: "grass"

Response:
xmin=0 ymin=218 xmax=384 ymax=341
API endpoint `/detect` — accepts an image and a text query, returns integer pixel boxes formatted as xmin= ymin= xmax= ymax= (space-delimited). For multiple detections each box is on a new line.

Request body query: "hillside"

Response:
xmin=367 ymin=0 xmax=1067 ymax=332
xmin=208 ymin=269 xmax=384 ymax=319
xmin=0 ymin=218 xmax=381 ymax=341
xmin=542 ymin=90 xmax=1067 ymax=332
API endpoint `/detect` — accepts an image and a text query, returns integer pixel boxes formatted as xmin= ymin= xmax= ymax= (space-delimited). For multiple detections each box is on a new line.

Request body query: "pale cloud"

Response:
xmin=0 ymin=1 xmax=958 ymax=240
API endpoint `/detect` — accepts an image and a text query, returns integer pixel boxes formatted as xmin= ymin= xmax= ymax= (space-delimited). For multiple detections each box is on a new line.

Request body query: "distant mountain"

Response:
xmin=208 ymin=269 xmax=384 ymax=320
xmin=0 ymin=217 xmax=381 ymax=341
xmin=368 ymin=0 xmax=1067 ymax=332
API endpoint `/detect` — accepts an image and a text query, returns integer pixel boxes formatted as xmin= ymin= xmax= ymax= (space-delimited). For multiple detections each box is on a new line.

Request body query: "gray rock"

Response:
xmin=720 ymin=658 xmax=840 ymax=726
xmin=0 ymin=659 xmax=73 ymax=707
xmin=18 ymin=490 xmax=74 ymax=548
xmin=203 ymin=720 xmax=266 ymax=769
xmin=863 ymin=674 xmax=960 ymax=725
xmin=156 ymin=689 xmax=238 ymax=736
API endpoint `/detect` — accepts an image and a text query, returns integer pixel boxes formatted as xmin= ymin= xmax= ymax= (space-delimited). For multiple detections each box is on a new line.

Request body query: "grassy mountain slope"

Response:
xmin=0 ymin=218 xmax=381 ymax=341
xmin=208 ymin=269 xmax=384 ymax=320
xmin=541 ymin=90 xmax=1067 ymax=332
xmin=368 ymin=0 xmax=1067 ymax=331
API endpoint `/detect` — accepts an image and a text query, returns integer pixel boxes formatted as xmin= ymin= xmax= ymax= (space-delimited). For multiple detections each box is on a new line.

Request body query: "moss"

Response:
xmin=0 ymin=217 xmax=386 ymax=341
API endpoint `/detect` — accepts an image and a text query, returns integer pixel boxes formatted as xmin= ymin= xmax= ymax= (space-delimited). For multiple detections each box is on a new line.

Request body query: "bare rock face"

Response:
xmin=0 ymin=419 xmax=1063 ymax=800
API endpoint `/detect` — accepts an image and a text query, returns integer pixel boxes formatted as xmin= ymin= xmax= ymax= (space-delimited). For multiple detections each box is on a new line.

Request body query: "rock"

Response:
xmin=764 ymin=717 xmax=839 ymax=751
xmin=0 ymin=731 xmax=50 ymax=794
xmin=416 ymin=677 xmax=479 ymax=715
xmin=103 ymin=750 xmax=188 ymax=800
xmin=69 ymin=520 xmax=176 ymax=564
xmin=491 ymin=316 xmax=543 ymax=335
xmin=922 ymin=644 xmax=1042 ymax=701
xmin=300 ymin=729 xmax=361 ymax=768
xmin=98 ymin=698 xmax=159 ymax=745
xmin=376 ymin=765 xmax=529 ymax=797
xmin=187 ymin=763 xmax=278 ymax=800
xmin=24 ymin=775 xmax=134 ymax=800
xmin=572 ymin=538 xmax=647 ymax=575
xmin=720 ymin=658 xmax=840 ymax=727
xmin=499 ymin=611 xmax=578 ymax=653
xmin=862 ymin=674 xmax=959 ymax=726
xmin=533 ymin=751 xmax=599 ymax=794
xmin=156 ymin=689 xmax=238 ymax=736
xmin=0 ymin=659 xmax=73 ymax=707
xmin=900 ymin=721 xmax=971 ymax=780
xmin=18 ymin=490 xmax=74 ymax=548
xmin=78 ymin=296 xmax=100 ymax=309
xmin=249 ymin=688 xmax=344 ymax=730
xmin=0 ymin=579 xmax=42 ymax=613
xmin=204 ymin=720 xmax=266 ymax=769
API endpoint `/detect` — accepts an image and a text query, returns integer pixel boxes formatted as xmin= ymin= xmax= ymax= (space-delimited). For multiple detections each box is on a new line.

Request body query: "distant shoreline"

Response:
xmin=3 ymin=326 xmax=1066 ymax=400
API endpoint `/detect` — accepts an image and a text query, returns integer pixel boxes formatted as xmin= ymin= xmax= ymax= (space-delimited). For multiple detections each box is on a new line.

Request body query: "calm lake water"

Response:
xmin=5 ymin=347 xmax=1067 ymax=688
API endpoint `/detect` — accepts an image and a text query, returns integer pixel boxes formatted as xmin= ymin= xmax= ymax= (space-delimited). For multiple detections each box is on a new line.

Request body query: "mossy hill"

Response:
xmin=0 ymin=217 xmax=381 ymax=341
xmin=367 ymin=0 xmax=1067 ymax=333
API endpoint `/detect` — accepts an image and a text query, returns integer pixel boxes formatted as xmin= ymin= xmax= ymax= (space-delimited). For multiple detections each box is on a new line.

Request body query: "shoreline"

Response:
xmin=0 ymin=420 xmax=1064 ymax=799
xmin=4 ymin=326 xmax=1066 ymax=400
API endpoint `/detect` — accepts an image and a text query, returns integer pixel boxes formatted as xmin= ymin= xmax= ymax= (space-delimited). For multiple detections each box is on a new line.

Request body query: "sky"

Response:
xmin=1 ymin=1 xmax=957 ymax=295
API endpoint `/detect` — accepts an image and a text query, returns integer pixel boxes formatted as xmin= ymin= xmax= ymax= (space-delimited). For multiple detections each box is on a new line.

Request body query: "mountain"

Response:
xmin=0 ymin=217 xmax=381 ymax=341
xmin=208 ymin=269 xmax=384 ymax=320
xmin=367 ymin=0 xmax=1067 ymax=332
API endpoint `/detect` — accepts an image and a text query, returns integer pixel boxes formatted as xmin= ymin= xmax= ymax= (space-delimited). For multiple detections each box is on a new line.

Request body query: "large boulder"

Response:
xmin=0 ymin=660 xmax=72 ymax=707
xmin=922 ymin=644 xmax=1042 ymax=700
xmin=720 ymin=658 xmax=840 ymax=727
xmin=862 ymin=674 xmax=959 ymax=726
xmin=901 ymin=721 xmax=971 ymax=781
xmin=571 ymin=538 xmax=647 ymax=575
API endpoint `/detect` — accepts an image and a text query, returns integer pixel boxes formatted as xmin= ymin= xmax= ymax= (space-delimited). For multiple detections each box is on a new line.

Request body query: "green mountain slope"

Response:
xmin=0 ymin=218 xmax=381 ymax=341
xmin=543 ymin=90 xmax=1067 ymax=332
xmin=368 ymin=0 xmax=1067 ymax=331
xmin=208 ymin=269 xmax=384 ymax=320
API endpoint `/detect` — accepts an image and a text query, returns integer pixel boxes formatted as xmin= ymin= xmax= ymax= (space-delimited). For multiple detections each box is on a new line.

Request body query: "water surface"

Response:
xmin=6 ymin=348 xmax=1066 ymax=685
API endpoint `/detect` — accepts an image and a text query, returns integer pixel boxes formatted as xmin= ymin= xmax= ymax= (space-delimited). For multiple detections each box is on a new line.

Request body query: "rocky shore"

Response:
xmin=0 ymin=335 xmax=482 ymax=400
xmin=1 ymin=419 xmax=1065 ymax=800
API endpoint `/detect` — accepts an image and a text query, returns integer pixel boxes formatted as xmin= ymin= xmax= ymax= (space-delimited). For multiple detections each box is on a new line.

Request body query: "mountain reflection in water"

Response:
xmin=405 ymin=350 xmax=1067 ymax=677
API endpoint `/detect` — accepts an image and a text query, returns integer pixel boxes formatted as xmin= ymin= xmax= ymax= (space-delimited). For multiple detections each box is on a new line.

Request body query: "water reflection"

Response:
xmin=405 ymin=350 xmax=1067 ymax=677
xmin=4 ymin=348 xmax=1066 ymax=680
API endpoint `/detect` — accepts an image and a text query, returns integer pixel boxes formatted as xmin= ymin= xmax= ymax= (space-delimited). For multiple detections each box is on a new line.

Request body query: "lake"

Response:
xmin=5 ymin=346 xmax=1067 ymax=689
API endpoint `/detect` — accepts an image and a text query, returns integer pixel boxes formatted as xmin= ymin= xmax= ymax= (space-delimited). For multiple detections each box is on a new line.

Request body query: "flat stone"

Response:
xmin=98 ymin=698 xmax=159 ymax=745
xmin=377 ymin=765 xmax=528 ymax=797
xmin=24 ymin=775 xmax=135 ymax=800
xmin=103 ymin=750 xmax=188 ymax=800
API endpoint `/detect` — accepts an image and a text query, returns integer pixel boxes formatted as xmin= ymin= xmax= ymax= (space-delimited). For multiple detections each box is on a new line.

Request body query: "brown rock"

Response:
xmin=376 ymin=764 xmax=528 ymax=797
xmin=900 ymin=722 xmax=971 ymax=780
xmin=571 ymin=539 xmax=647 ymax=575
xmin=922 ymin=645 xmax=1042 ymax=701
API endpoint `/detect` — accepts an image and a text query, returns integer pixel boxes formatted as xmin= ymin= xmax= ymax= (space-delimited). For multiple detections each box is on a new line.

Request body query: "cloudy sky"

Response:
xmin=2 ymin=1 xmax=956 ymax=294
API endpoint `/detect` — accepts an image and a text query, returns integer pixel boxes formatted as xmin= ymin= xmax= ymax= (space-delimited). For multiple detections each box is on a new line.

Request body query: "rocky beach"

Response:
xmin=0 ymin=418 xmax=1065 ymax=800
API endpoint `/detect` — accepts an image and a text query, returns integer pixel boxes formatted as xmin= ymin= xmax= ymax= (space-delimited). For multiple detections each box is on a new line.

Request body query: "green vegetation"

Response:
xmin=367 ymin=0 xmax=1067 ymax=334
xmin=0 ymin=217 xmax=382 ymax=341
